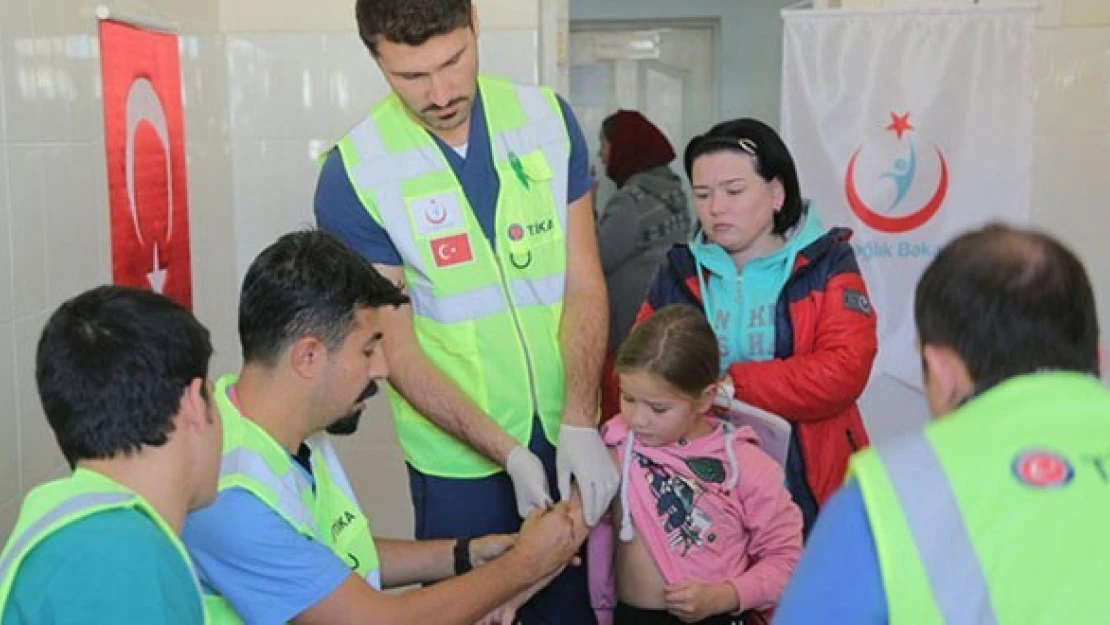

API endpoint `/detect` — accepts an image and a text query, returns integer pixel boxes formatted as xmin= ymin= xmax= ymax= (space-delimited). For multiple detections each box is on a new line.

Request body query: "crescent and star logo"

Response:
xmin=844 ymin=111 xmax=950 ymax=234
xmin=424 ymin=200 xmax=448 ymax=226
xmin=125 ymin=77 xmax=174 ymax=293
xmin=430 ymin=233 xmax=473 ymax=268
xmin=1012 ymin=449 xmax=1074 ymax=489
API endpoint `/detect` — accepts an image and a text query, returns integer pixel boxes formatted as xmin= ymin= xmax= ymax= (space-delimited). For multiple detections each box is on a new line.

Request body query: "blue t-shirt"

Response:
xmin=773 ymin=480 xmax=889 ymax=623
xmin=315 ymin=89 xmax=593 ymax=265
xmin=3 ymin=509 xmax=204 ymax=625
xmin=182 ymin=485 xmax=354 ymax=624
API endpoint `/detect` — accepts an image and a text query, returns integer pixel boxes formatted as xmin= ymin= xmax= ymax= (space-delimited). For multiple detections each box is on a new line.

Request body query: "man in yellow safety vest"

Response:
xmin=776 ymin=224 xmax=1110 ymax=623
xmin=315 ymin=1 xmax=617 ymax=622
xmin=182 ymin=230 xmax=588 ymax=625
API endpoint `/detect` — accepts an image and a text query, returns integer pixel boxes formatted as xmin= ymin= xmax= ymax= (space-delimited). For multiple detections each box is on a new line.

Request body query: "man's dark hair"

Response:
xmin=239 ymin=230 xmax=409 ymax=366
xmin=915 ymin=223 xmax=1099 ymax=390
xmin=684 ymin=117 xmax=805 ymax=235
xmin=36 ymin=286 xmax=213 ymax=467
xmin=355 ymin=0 xmax=473 ymax=56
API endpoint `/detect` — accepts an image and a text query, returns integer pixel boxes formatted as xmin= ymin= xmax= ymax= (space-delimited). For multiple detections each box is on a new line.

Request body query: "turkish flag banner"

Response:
xmin=99 ymin=20 xmax=193 ymax=309
xmin=429 ymin=233 xmax=474 ymax=268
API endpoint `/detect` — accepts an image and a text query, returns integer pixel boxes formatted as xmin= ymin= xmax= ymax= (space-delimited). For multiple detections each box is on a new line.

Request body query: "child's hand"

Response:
xmin=663 ymin=581 xmax=739 ymax=623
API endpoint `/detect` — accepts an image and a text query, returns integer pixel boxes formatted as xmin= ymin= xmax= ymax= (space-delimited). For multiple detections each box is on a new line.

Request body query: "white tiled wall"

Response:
xmin=0 ymin=0 xmax=552 ymax=544
xmin=1031 ymin=25 xmax=1110 ymax=337
xmin=0 ymin=0 xmax=233 ymax=541
xmin=221 ymin=0 xmax=541 ymax=33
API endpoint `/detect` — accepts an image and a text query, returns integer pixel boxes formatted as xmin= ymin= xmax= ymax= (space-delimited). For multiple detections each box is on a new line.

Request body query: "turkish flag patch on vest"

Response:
xmin=430 ymin=233 xmax=474 ymax=268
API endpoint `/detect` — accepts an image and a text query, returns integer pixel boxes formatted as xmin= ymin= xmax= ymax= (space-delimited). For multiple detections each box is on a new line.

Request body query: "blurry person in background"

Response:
xmin=596 ymin=110 xmax=691 ymax=422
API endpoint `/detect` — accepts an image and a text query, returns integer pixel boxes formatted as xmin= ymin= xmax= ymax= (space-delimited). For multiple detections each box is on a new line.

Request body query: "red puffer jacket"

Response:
xmin=628 ymin=227 xmax=877 ymax=531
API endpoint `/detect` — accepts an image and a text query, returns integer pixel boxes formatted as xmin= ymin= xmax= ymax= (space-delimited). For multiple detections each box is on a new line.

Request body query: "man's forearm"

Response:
xmin=376 ymin=538 xmax=454 ymax=588
xmin=392 ymin=549 xmax=540 ymax=625
xmin=559 ymin=282 xmax=608 ymax=427
xmin=303 ymin=551 xmax=540 ymax=625
xmin=560 ymin=192 xmax=609 ymax=427
xmin=387 ymin=342 xmax=519 ymax=465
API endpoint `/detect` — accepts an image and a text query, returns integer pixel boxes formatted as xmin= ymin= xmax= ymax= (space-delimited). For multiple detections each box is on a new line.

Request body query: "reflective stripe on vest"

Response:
xmin=344 ymin=82 xmax=568 ymax=318
xmin=219 ymin=446 xmax=318 ymax=535
xmin=206 ymin=376 xmax=381 ymax=624
xmin=335 ymin=75 xmax=571 ymax=477
xmin=405 ymin=271 xmax=565 ymax=324
xmin=346 ymin=82 xmax=570 ymax=247
xmin=0 ymin=491 xmax=133 ymax=582
xmin=220 ymin=432 xmax=380 ymax=587
xmin=877 ymin=434 xmax=1000 ymax=625
xmin=1 ymin=472 xmax=207 ymax=623
xmin=853 ymin=372 xmax=1110 ymax=624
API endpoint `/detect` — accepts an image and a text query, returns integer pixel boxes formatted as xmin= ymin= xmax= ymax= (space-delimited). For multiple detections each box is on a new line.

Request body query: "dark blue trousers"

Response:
xmin=407 ymin=417 xmax=596 ymax=625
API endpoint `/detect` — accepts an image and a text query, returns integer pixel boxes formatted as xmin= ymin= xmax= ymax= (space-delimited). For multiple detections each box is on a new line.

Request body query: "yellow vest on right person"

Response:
xmin=851 ymin=372 xmax=1110 ymax=624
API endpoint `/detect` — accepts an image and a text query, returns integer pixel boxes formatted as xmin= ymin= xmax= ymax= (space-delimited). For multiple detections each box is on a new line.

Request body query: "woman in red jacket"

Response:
xmin=633 ymin=118 xmax=877 ymax=533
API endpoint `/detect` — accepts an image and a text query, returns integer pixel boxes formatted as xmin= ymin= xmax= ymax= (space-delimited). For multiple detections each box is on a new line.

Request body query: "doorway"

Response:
xmin=568 ymin=19 xmax=720 ymax=211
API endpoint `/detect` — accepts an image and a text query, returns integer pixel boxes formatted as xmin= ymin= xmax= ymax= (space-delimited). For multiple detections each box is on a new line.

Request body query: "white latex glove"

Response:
xmin=505 ymin=446 xmax=553 ymax=518
xmin=556 ymin=425 xmax=620 ymax=527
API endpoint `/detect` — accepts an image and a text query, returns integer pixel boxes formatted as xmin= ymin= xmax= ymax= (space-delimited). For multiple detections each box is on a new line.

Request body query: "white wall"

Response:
xmin=569 ymin=0 xmax=802 ymax=126
xmin=0 ymin=0 xmax=237 ymax=540
xmin=0 ymin=0 xmax=553 ymax=543
xmin=837 ymin=0 xmax=1110 ymax=441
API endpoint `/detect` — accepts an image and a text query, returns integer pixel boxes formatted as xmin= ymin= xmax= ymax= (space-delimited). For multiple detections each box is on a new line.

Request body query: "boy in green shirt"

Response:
xmin=0 ymin=286 xmax=222 ymax=624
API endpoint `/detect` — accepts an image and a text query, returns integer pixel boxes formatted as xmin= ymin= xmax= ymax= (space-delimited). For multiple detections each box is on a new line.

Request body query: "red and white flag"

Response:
xmin=430 ymin=233 xmax=474 ymax=268
xmin=99 ymin=20 xmax=193 ymax=309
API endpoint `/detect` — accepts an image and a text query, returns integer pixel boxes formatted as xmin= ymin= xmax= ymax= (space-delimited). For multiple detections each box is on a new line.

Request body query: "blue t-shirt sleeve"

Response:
xmin=773 ymin=480 xmax=889 ymax=624
xmin=556 ymin=95 xmax=593 ymax=204
xmin=181 ymin=488 xmax=354 ymax=624
xmin=3 ymin=510 xmax=203 ymax=625
xmin=314 ymin=149 xmax=403 ymax=266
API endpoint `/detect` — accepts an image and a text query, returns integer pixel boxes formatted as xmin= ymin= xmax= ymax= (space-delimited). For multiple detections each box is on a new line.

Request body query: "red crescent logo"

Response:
xmin=845 ymin=146 xmax=949 ymax=233
xmin=425 ymin=202 xmax=448 ymax=225
xmin=1012 ymin=449 xmax=1073 ymax=489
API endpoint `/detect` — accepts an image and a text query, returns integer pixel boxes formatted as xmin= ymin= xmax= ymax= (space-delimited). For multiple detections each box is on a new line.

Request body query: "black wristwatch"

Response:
xmin=453 ymin=536 xmax=473 ymax=575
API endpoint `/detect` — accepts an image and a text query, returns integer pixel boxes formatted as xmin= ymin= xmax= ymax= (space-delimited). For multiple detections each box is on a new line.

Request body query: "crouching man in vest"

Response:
xmin=182 ymin=230 xmax=588 ymax=625
xmin=775 ymin=223 xmax=1110 ymax=623
xmin=1 ymin=286 xmax=221 ymax=624
xmin=315 ymin=3 xmax=617 ymax=620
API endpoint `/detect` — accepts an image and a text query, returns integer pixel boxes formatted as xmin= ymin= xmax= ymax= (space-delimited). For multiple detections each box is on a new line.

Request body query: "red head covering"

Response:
xmin=602 ymin=110 xmax=676 ymax=188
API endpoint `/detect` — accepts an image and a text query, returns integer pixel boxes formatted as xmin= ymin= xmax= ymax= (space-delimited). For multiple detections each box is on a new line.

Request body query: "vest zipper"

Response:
xmin=492 ymin=251 xmax=541 ymax=416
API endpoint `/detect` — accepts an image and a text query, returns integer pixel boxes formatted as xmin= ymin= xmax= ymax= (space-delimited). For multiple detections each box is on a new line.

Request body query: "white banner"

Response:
xmin=781 ymin=6 xmax=1035 ymax=389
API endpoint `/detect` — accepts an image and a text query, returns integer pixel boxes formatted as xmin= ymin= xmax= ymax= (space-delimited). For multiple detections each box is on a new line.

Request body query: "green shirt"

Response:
xmin=2 ymin=508 xmax=204 ymax=624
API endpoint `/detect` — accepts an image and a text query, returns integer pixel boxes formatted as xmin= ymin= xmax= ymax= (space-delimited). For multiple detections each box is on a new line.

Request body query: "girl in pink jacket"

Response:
xmin=590 ymin=304 xmax=803 ymax=625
